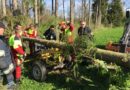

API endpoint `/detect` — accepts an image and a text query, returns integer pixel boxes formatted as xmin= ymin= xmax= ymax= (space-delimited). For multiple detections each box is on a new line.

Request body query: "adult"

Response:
xmin=43 ymin=25 xmax=56 ymax=40
xmin=9 ymin=23 xmax=25 ymax=84
xmin=78 ymin=21 xmax=93 ymax=40
xmin=0 ymin=22 xmax=15 ymax=89
xmin=27 ymin=24 xmax=38 ymax=54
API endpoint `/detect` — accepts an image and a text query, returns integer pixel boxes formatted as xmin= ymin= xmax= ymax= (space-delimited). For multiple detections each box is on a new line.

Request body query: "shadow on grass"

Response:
xmin=96 ymin=45 xmax=105 ymax=49
xmin=45 ymin=73 xmax=99 ymax=90
xmin=22 ymin=56 xmax=130 ymax=90
xmin=22 ymin=61 xmax=110 ymax=90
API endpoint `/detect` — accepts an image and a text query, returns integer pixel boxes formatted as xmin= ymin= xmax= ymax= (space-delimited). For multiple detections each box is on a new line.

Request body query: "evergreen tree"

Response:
xmin=108 ymin=0 xmax=124 ymax=26
xmin=92 ymin=0 xmax=108 ymax=26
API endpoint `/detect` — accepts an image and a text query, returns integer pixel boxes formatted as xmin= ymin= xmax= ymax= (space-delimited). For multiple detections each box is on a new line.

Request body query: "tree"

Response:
xmin=34 ymin=0 xmax=38 ymax=24
xmin=55 ymin=0 xmax=58 ymax=17
xmin=22 ymin=0 xmax=27 ymax=15
xmin=88 ymin=0 xmax=91 ymax=26
xmin=2 ymin=0 xmax=6 ymax=16
xmin=52 ymin=0 xmax=54 ymax=15
xmin=108 ymin=0 xmax=124 ymax=26
xmin=12 ymin=0 xmax=18 ymax=11
xmin=63 ymin=0 xmax=65 ymax=20
xmin=70 ymin=0 xmax=75 ymax=24
xmin=92 ymin=0 xmax=108 ymax=27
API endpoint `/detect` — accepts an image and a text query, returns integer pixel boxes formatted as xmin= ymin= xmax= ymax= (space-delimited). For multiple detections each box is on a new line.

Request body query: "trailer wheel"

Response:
xmin=32 ymin=61 xmax=47 ymax=82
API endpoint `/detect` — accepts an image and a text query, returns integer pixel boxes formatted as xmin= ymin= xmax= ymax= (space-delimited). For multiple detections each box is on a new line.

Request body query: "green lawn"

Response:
xmin=19 ymin=26 xmax=130 ymax=90
xmin=94 ymin=26 xmax=124 ymax=48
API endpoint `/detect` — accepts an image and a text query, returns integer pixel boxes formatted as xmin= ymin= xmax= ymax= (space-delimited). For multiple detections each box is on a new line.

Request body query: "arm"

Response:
xmin=78 ymin=27 xmax=81 ymax=36
xmin=44 ymin=29 xmax=49 ymax=38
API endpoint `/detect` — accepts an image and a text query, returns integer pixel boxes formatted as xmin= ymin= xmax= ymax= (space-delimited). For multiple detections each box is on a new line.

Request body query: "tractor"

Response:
xmin=106 ymin=8 xmax=130 ymax=53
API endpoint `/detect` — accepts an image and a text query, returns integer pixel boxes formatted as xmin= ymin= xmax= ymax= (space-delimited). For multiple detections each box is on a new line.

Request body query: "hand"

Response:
xmin=24 ymin=53 xmax=27 ymax=57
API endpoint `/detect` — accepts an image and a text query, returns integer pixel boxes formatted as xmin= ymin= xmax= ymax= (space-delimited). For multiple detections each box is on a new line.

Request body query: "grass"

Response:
xmin=94 ymin=26 xmax=124 ymax=48
xmin=18 ymin=26 xmax=130 ymax=90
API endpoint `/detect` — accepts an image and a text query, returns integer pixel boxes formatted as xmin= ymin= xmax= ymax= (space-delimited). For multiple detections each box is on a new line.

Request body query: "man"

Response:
xmin=66 ymin=21 xmax=74 ymax=32
xmin=78 ymin=21 xmax=93 ymax=40
xmin=9 ymin=23 xmax=25 ymax=84
xmin=27 ymin=24 xmax=37 ymax=38
xmin=26 ymin=24 xmax=38 ymax=54
xmin=43 ymin=25 xmax=56 ymax=40
xmin=0 ymin=22 xmax=15 ymax=90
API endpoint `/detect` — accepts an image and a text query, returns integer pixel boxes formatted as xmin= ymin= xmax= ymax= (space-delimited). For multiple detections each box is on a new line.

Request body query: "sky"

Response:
xmin=45 ymin=0 xmax=130 ymax=11
xmin=124 ymin=0 xmax=130 ymax=9
xmin=44 ymin=0 xmax=130 ymax=18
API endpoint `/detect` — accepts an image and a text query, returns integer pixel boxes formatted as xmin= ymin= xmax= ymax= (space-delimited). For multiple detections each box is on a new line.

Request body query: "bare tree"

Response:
xmin=88 ymin=0 xmax=91 ymax=26
xmin=52 ymin=0 xmax=54 ymax=15
xmin=2 ymin=0 xmax=6 ymax=16
xmin=22 ymin=0 xmax=27 ymax=15
xmin=34 ymin=0 xmax=38 ymax=24
xmin=63 ymin=0 xmax=65 ymax=20
xmin=70 ymin=0 xmax=75 ymax=24
xmin=55 ymin=0 xmax=58 ymax=17
xmin=12 ymin=0 xmax=18 ymax=10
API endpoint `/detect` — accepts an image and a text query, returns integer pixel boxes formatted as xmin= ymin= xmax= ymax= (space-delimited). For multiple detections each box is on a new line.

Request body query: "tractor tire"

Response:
xmin=31 ymin=61 xmax=47 ymax=82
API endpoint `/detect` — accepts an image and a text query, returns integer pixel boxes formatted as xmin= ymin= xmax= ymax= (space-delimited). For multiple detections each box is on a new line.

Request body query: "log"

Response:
xmin=22 ymin=37 xmax=66 ymax=49
xmin=23 ymin=37 xmax=130 ymax=68
xmin=91 ymin=48 xmax=130 ymax=68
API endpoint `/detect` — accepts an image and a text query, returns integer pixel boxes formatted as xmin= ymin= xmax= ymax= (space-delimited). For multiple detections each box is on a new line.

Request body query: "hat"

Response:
xmin=0 ymin=22 xmax=5 ymax=29
xmin=59 ymin=21 xmax=65 ymax=25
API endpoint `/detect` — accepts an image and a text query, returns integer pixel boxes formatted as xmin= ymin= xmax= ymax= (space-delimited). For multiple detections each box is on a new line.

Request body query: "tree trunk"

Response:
xmin=88 ymin=0 xmax=91 ymax=27
xmin=55 ymin=0 xmax=58 ymax=17
xmin=23 ymin=37 xmax=130 ymax=68
xmin=12 ymin=0 xmax=18 ymax=10
xmin=23 ymin=37 xmax=66 ymax=49
xmin=34 ymin=0 xmax=38 ymax=24
xmin=63 ymin=0 xmax=65 ymax=20
xmin=81 ymin=0 xmax=84 ymax=20
xmin=2 ymin=0 xmax=6 ymax=16
xmin=83 ymin=0 xmax=87 ymax=23
xmin=97 ymin=0 xmax=102 ymax=27
xmin=70 ymin=0 xmax=74 ymax=24
xmin=52 ymin=0 xmax=54 ymax=15
xmin=22 ymin=1 xmax=27 ymax=15
xmin=91 ymin=48 xmax=130 ymax=68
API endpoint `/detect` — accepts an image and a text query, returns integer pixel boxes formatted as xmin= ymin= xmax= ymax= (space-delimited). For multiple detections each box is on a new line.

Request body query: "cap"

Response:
xmin=59 ymin=21 xmax=65 ymax=25
xmin=0 ymin=22 xmax=5 ymax=29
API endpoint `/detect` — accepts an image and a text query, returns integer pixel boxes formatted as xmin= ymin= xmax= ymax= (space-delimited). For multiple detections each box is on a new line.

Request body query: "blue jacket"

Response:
xmin=0 ymin=36 xmax=13 ymax=70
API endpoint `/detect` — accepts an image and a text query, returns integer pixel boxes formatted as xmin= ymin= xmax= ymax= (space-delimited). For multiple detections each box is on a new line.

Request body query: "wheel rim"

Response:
xmin=32 ymin=65 xmax=41 ymax=80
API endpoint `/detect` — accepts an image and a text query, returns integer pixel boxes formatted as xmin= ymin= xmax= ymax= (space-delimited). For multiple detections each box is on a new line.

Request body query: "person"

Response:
xmin=58 ymin=21 xmax=66 ymax=41
xmin=0 ymin=22 xmax=16 ymax=90
xmin=27 ymin=24 xmax=37 ymax=38
xmin=66 ymin=21 xmax=74 ymax=32
xmin=27 ymin=24 xmax=38 ymax=54
xmin=9 ymin=23 xmax=25 ymax=84
xmin=78 ymin=21 xmax=93 ymax=40
xmin=65 ymin=21 xmax=74 ymax=44
xmin=43 ymin=25 xmax=56 ymax=40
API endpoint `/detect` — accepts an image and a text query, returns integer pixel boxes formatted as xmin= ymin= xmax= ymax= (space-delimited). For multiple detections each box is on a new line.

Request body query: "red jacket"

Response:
xmin=9 ymin=34 xmax=25 ymax=58
xmin=69 ymin=24 xmax=74 ymax=32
